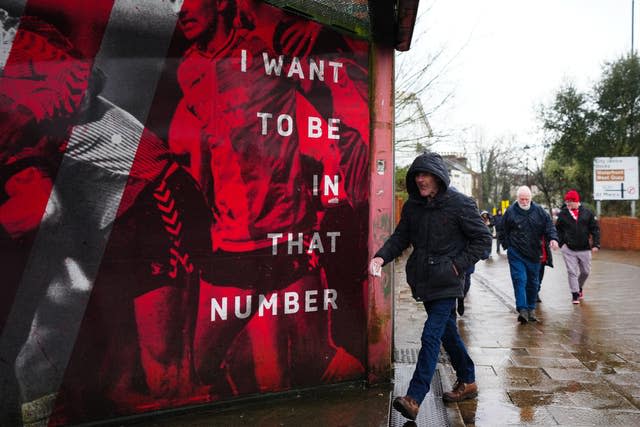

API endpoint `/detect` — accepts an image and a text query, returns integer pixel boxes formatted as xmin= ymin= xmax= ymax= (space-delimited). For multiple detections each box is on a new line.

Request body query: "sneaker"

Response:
xmin=579 ymin=289 xmax=584 ymax=300
xmin=443 ymin=380 xmax=478 ymax=402
xmin=527 ymin=309 xmax=539 ymax=322
xmin=572 ymin=292 xmax=580 ymax=304
xmin=393 ymin=395 xmax=419 ymax=421
xmin=517 ymin=309 xmax=529 ymax=324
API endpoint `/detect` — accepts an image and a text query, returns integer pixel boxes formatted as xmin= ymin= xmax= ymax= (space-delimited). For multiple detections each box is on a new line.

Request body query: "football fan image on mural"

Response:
xmin=0 ymin=0 xmax=370 ymax=425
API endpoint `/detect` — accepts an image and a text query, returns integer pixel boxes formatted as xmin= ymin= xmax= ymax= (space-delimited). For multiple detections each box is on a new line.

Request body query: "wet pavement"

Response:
xmin=118 ymin=247 xmax=640 ymax=426
xmin=430 ymin=247 xmax=640 ymax=426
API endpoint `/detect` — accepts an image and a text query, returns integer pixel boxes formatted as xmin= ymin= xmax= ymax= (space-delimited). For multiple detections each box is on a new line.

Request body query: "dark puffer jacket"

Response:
xmin=374 ymin=153 xmax=492 ymax=302
xmin=502 ymin=201 xmax=558 ymax=262
xmin=555 ymin=205 xmax=600 ymax=250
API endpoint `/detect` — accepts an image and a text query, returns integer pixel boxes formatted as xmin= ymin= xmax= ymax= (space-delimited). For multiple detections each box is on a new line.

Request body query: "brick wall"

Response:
xmin=599 ymin=217 xmax=640 ymax=250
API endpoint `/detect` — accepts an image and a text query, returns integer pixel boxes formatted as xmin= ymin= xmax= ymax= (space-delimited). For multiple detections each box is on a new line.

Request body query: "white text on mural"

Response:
xmin=240 ymin=50 xmax=344 ymax=83
xmin=256 ymin=112 xmax=340 ymax=139
xmin=267 ymin=231 xmax=340 ymax=255
xmin=211 ymin=288 xmax=338 ymax=321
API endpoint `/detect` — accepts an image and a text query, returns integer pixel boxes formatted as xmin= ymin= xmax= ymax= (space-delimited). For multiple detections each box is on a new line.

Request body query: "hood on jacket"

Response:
xmin=406 ymin=152 xmax=451 ymax=199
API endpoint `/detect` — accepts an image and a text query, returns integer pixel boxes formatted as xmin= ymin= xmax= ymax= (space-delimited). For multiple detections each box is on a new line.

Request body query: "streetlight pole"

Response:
xmin=634 ymin=1 xmax=638 ymax=217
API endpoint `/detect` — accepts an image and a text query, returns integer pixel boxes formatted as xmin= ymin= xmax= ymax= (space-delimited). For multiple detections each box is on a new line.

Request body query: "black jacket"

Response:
xmin=502 ymin=202 xmax=558 ymax=262
xmin=374 ymin=153 xmax=492 ymax=301
xmin=493 ymin=213 xmax=503 ymax=233
xmin=556 ymin=205 xmax=600 ymax=250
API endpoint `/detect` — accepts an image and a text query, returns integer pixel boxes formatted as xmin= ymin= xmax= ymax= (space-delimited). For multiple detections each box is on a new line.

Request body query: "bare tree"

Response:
xmin=394 ymin=1 xmax=468 ymax=162
xmin=521 ymin=141 xmax=568 ymax=215
xmin=473 ymin=135 xmax=521 ymax=211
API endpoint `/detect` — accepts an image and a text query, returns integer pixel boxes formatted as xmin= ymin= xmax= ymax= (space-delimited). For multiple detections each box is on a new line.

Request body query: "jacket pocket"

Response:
xmin=426 ymin=257 xmax=462 ymax=290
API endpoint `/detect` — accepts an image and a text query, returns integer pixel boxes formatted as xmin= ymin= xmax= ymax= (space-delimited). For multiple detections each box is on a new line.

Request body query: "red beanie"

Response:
xmin=565 ymin=189 xmax=580 ymax=202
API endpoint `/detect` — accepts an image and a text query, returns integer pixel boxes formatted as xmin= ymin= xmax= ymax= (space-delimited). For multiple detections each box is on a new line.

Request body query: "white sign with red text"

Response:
xmin=593 ymin=157 xmax=639 ymax=200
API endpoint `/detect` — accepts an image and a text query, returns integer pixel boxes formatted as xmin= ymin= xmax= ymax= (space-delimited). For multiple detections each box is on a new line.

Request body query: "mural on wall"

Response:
xmin=0 ymin=0 xmax=370 ymax=425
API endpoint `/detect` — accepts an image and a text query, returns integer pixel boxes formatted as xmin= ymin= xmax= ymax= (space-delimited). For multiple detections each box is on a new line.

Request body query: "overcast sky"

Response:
xmin=407 ymin=0 xmax=635 ymax=157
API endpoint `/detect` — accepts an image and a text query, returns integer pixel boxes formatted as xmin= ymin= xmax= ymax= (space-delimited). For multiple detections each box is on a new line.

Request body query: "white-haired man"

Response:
xmin=502 ymin=186 xmax=559 ymax=324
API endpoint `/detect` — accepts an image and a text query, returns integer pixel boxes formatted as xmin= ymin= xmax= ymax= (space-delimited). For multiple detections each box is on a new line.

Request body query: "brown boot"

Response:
xmin=443 ymin=380 xmax=478 ymax=402
xmin=392 ymin=395 xmax=419 ymax=421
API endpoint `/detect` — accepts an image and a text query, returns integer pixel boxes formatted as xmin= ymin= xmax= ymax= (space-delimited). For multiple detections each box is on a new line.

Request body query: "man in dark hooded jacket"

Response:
xmin=369 ymin=152 xmax=491 ymax=421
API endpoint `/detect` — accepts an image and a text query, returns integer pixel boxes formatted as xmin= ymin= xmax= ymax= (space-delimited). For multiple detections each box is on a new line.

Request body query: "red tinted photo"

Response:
xmin=0 ymin=1 xmax=369 ymax=425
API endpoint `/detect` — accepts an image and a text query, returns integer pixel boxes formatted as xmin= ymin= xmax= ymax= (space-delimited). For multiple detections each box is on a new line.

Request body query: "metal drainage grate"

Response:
xmin=391 ymin=363 xmax=449 ymax=427
xmin=394 ymin=347 xmax=420 ymax=364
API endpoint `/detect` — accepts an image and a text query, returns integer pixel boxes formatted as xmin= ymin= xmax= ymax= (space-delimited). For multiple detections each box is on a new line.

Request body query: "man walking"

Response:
xmin=369 ymin=152 xmax=492 ymax=421
xmin=502 ymin=186 xmax=559 ymax=324
xmin=555 ymin=189 xmax=600 ymax=304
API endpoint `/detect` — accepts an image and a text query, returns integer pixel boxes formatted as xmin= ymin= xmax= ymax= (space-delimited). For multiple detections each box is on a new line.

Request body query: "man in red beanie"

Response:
xmin=555 ymin=189 xmax=600 ymax=304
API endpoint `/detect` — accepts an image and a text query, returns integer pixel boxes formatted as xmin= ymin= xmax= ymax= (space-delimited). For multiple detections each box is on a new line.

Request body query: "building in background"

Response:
xmin=443 ymin=154 xmax=481 ymax=200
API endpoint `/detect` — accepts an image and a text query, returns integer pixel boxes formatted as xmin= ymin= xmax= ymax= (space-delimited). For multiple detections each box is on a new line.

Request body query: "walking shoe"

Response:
xmin=579 ymin=288 xmax=584 ymax=300
xmin=572 ymin=292 xmax=580 ymax=304
xmin=527 ymin=309 xmax=539 ymax=322
xmin=517 ymin=309 xmax=529 ymax=324
xmin=393 ymin=395 xmax=419 ymax=421
xmin=443 ymin=380 xmax=478 ymax=402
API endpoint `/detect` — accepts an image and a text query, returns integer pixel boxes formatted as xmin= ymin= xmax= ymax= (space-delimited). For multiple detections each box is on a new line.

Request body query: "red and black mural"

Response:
xmin=0 ymin=0 xmax=370 ymax=425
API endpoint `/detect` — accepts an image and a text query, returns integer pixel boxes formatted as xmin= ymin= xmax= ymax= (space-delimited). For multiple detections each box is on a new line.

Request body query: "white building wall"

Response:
xmin=449 ymin=170 xmax=473 ymax=197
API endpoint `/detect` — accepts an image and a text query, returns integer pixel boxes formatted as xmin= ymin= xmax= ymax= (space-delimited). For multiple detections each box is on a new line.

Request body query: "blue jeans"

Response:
xmin=407 ymin=298 xmax=475 ymax=404
xmin=507 ymin=247 xmax=540 ymax=311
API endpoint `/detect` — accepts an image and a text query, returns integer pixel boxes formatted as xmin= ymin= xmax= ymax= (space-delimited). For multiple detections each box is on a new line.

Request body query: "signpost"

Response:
xmin=593 ymin=157 xmax=639 ymax=216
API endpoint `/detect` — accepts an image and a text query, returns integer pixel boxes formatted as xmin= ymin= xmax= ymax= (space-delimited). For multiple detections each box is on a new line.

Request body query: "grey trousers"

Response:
xmin=560 ymin=245 xmax=592 ymax=293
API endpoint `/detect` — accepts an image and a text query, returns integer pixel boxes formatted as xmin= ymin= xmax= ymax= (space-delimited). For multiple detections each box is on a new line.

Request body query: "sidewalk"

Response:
xmin=435 ymin=247 xmax=640 ymax=425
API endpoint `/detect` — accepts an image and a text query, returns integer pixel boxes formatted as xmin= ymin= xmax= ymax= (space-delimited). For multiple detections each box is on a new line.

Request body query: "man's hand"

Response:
xmin=276 ymin=20 xmax=322 ymax=59
xmin=550 ymin=240 xmax=559 ymax=251
xmin=369 ymin=257 xmax=383 ymax=277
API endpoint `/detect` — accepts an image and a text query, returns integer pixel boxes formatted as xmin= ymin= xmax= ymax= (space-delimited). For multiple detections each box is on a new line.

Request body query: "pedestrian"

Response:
xmin=502 ymin=186 xmax=559 ymax=324
xmin=493 ymin=209 xmax=504 ymax=254
xmin=480 ymin=210 xmax=493 ymax=230
xmin=456 ymin=265 xmax=475 ymax=316
xmin=458 ymin=212 xmax=491 ymax=316
xmin=369 ymin=152 xmax=492 ymax=421
xmin=480 ymin=210 xmax=494 ymax=255
xmin=555 ymin=189 xmax=600 ymax=304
